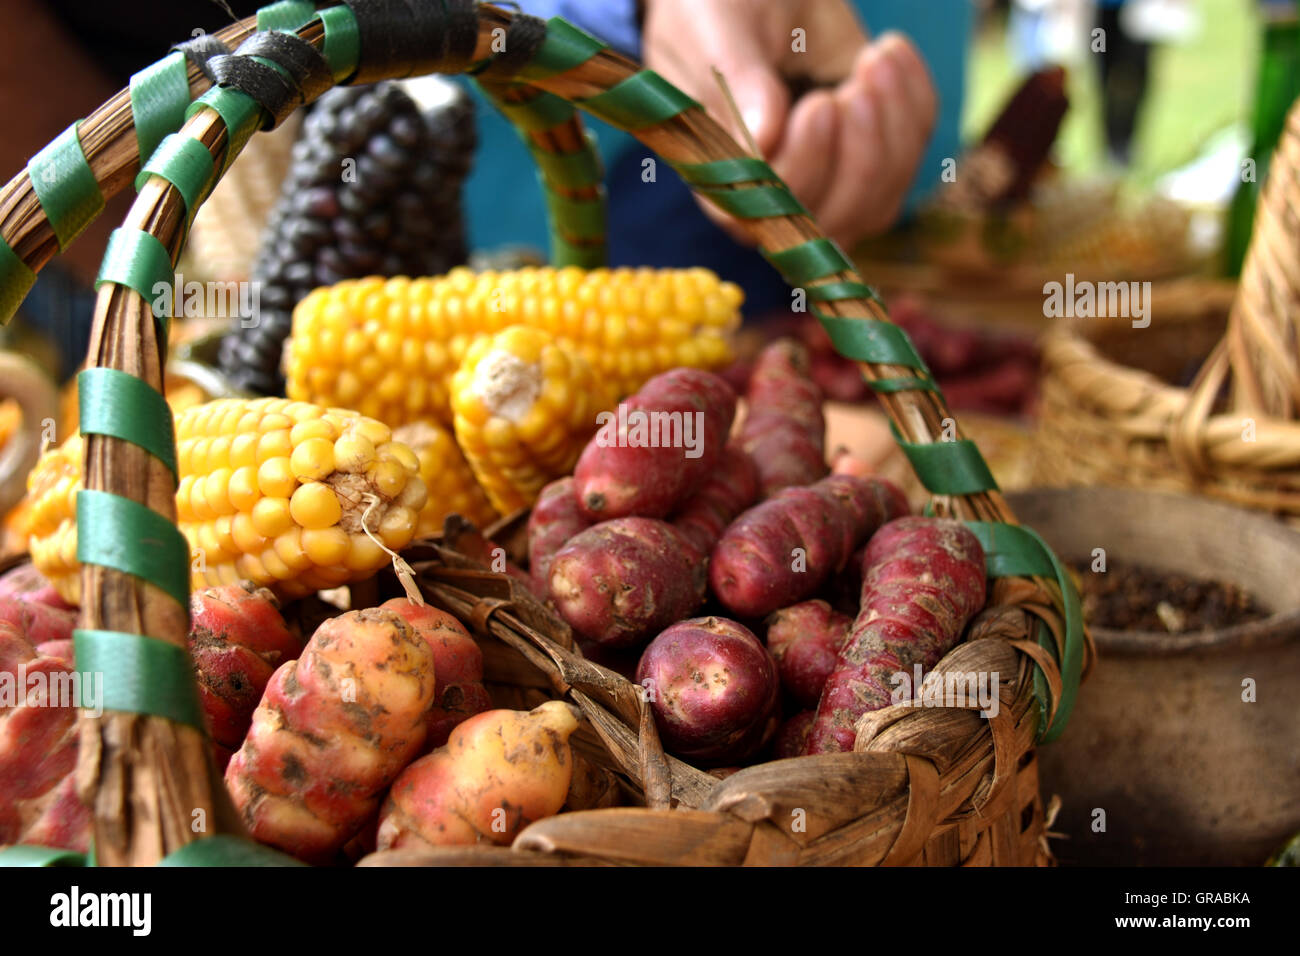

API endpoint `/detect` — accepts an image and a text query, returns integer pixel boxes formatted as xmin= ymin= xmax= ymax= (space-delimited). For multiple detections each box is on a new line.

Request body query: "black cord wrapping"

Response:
xmin=208 ymin=30 xmax=335 ymax=130
xmin=172 ymin=34 xmax=234 ymax=84
xmin=209 ymin=54 xmax=300 ymax=129
xmin=474 ymin=11 xmax=548 ymax=79
xmin=239 ymin=30 xmax=334 ymax=105
xmin=342 ymin=0 xmax=481 ymax=84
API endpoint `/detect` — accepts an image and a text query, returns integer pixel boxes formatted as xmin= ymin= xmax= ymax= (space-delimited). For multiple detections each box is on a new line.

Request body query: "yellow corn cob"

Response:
xmin=391 ymin=420 xmax=498 ymax=536
xmin=284 ymin=266 xmax=742 ymax=428
xmin=451 ymin=325 xmax=614 ymax=514
xmin=24 ymin=398 xmax=427 ymax=605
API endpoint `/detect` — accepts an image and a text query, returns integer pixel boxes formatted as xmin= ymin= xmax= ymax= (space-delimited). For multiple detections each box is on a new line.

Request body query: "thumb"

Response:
xmin=699 ymin=17 xmax=789 ymax=158
xmin=725 ymin=63 xmax=789 ymax=157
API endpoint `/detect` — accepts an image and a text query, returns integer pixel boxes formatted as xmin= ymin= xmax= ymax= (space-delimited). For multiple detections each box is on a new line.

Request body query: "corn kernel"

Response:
xmin=231 ymin=513 xmax=266 ymax=554
xmin=257 ymin=457 xmax=297 ymax=498
xmin=289 ymin=482 xmax=342 ymax=530
xmin=302 ymin=526 xmax=350 ymax=565
xmin=229 ymin=432 xmax=259 ymax=468
xmin=273 ymin=527 xmax=313 ymax=572
xmin=256 ymin=429 xmax=292 ymax=464
xmin=204 ymin=468 xmax=236 ymax=516
xmin=290 ymin=419 xmax=336 ymax=444
xmin=367 ymin=459 xmax=407 ymax=498
xmin=333 ymin=432 xmax=377 ymax=473
xmin=228 ymin=466 xmax=260 ymax=512
xmin=290 ymin=437 xmax=335 ymax=481
xmin=251 ymin=497 xmax=293 ymax=538
xmin=344 ymin=534 xmax=386 ymax=571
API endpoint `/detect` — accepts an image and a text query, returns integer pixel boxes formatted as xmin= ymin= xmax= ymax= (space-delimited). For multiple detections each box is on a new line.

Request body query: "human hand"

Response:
xmin=643 ymin=0 xmax=938 ymax=250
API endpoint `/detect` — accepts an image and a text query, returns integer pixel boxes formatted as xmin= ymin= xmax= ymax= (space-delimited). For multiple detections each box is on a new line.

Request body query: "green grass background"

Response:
xmin=963 ymin=0 xmax=1258 ymax=187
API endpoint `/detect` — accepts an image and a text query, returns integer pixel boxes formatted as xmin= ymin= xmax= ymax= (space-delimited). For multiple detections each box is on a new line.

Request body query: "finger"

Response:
xmin=648 ymin=3 xmax=791 ymax=157
xmin=709 ymin=57 xmax=791 ymax=157
xmin=867 ymin=32 xmax=938 ymax=145
xmin=768 ymin=90 xmax=839 ymax=215
xmin=815 ymin=73 xmax=897 ymax=244
xmin=816 ymin=40 xmax=934 ymax=244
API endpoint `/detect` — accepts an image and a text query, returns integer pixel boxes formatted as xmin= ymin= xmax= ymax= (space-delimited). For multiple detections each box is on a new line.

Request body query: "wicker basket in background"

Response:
xmin=1035 ymin=99 xmax=1300 ymax=519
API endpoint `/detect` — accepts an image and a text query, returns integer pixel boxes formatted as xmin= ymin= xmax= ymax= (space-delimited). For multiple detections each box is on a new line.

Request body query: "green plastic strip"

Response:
xmin=0 ymin=236 xmax=36 ymax=326
xmin=129 ymin=52 xmax=192 ymax=167
xmin=93 ymin=228 xmax=175 ymax=346
xmin=674 ymin=156 xmax=778 ymax=186
xmin=78 ymin=368 xmax=178 ymax=481
xmin=762 ymin=238 xmax=855 ymax=284
xmin=496 ymin=91 xmax=576 ymax=132
xmin=0 ymin=846 xmax=86 ymax=867
xmin=966 ymin=521 xmax=1085 ymax=744
xmin=807 ymin=280 xmax=882 ymax=305
xmin=577 ymin=71 xmax=699 ymax=131
xmin=318 ymin=4 xmax=361 ymax=81
xmin=159 ymin=835 xmax=309 ymax=867
xmin=517 ymin=17 xmax=608 ymax=80
xmin=135 ymin=133 xmax=216 ymax=218
xmin=530 ymin=143 xmax=602 ymax=188
xmin=542 ymin=187 xmax=605 ymax=240
xmin=257 ymin=0 xmax=315 ymax=31
xmin=27 ymin=123 xmax=104 ymax=250
xmin=696 ymin=183 xmax=807 ymax=220
xmin=867 ymin=376 xmax=940 ymax=395
xmin=74 ymin=629 xmax=203 ymax=729
xmin=187 ymin=87 xmax=262 ymax=175
xmin=892 ymin=431 xmax=1000 ymax=497
xmin=820 ymin=314 xmax=930 ymax=373
xmin=76 ymin=490 xmax=190 ymax=609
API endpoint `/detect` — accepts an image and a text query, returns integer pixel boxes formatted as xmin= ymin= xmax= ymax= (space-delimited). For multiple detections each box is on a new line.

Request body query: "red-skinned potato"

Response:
xmin=0 ymin=564 xmax=73 ymax=609
xmin=0 ymin=565 xmax=75 ymax=646
xmin=376 ymin=700 xmax=580 ymax=849
xmin=773 ymin=710 xmax=815 ymax=759
xmin=379 ymin=598 xmax=492 ymax=748
xmin=226 ymin=608 xmax=436 ymax=863
xmin=189 ymin=582 xmax=303 ymax=769
xmin=806 ymin=517 xmax=987 ymax=754
xmin=573 ymin=368 xmax=737 ymax=520
xmin=739 ymin=340 xmax=827 ymax=497
xmin=709 ymin=474 xmax=909 ymax=619
xmin=0 ymin=621 xmax=89 ymax=852
xmin=527 ymin=477 xmax=592 ymax=593
xmin=765 ymin=600 xmax=852 ymax=709
xmin=635 ymin=617 xmax=779 ymax=765
xmin=549 ymin=517 xmax=707 ymax=648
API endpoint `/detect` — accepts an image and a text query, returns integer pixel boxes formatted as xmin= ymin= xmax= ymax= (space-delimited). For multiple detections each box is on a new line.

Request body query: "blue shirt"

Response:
xmin=463 ymin=0 xmax=973 ymax=314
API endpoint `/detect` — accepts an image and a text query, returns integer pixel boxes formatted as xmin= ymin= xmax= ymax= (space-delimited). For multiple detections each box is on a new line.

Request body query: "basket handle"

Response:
xmin=0 ymin=1 xmax=1085 ymax=865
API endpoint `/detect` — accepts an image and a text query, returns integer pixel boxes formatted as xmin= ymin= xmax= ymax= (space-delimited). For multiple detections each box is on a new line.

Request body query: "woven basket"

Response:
xmin=0 ymin=0 xmax=1087 ymax=867
xmin=1036 ymin=99 xmax=1300 ymax=517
